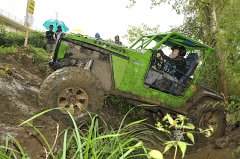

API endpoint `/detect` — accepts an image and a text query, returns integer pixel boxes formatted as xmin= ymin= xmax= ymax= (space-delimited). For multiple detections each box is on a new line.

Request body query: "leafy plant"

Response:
xmin=153 ymin=114 xmax=213 ymax=159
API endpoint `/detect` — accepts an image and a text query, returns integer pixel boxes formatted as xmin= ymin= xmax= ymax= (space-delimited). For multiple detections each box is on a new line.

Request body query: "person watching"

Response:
xmin=95 ymin=32 xmax=102 ymax=40
xmin=45 ymin=25 xmax=56 ymax=54
xmin=55 ymin=25 xmax=64 ymax=44
xmin=114 ymin=35 xmax=122 ymax=45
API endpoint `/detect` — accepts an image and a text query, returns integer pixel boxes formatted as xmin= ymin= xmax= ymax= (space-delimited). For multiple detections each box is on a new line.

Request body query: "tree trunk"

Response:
xmin=208 ymin=3 xmax=228 ymax=97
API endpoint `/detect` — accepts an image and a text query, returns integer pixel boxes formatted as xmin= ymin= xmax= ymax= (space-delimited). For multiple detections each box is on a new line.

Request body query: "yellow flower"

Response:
xmin=4 ymin=66 xmax=9 ymax=72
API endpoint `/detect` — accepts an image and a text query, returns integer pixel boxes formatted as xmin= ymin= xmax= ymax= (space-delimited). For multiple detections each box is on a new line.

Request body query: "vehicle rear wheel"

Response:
xmin=38 ymin=67 xmax=105 ymax=125
xmin=195 ymin=99 xmax=226 ymax=139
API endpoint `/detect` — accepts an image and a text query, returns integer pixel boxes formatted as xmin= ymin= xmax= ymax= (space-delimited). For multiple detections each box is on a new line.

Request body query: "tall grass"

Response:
xmin=0 ymin=135 xmax=29 ymax=159
xmin=0 ymin=108 xmax=161 ymax=159
xmin=1 ymin=106 xmax=220 ymax=159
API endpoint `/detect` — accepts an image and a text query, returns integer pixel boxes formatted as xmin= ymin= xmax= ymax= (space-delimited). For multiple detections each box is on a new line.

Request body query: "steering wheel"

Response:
xmin=151 ymin=49 xmax=165 ymax=70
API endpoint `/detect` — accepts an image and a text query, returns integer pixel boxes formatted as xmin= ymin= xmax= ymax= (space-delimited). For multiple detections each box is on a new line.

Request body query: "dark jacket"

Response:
xmin=46 ymin=30 xmax=56 ymax=44
xmin=160 ymin=52 xmax=186 ymax=80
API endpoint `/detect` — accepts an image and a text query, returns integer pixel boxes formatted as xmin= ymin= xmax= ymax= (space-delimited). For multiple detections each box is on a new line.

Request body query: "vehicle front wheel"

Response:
xmin=38 ymin=67 xmax=105 ymax=125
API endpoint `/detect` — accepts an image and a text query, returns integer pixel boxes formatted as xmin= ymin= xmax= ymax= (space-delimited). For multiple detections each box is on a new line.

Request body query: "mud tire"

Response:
xmin=195 ymin=99 xmax=226 ymax=139
xmin=38 ymin=67 xmax=105 ymax=125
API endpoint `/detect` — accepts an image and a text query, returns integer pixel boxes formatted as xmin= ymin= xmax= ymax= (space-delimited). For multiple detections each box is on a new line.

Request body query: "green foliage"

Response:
xmin=155 ymin=114 xmax=212 ymax=159
xmin=20 ymin=45 xmax=50 ymax=70
xmin=233 ymin=146 xmax=240 ymax=159
xmin=159 ymin=114 xmax=194 ymax=159
xmin=215 ymin=0 xmax=240 ymax=96
xmin=1 ymin=109 xmax=215 ymax=159
xmin=198 ymin=53 xmax=220 ymax=90
xmin=225 ymin=96 xmax=240 ymax=125
xmin=0 ymin=45 xmax=49 ymax=72
xmin=0 ymin=135 xmax=29 ymax=159
xmin=0 ymin=46 xmax=18 ymax=55
xmin=123 ymin=23 xmax=160 ymax=43
xmin=0 ymin=26 xmax=46 ymax=49
xmin=105 ymin=95 xmax=141 ymax=120
xmin=128 ymin=0 xmax=187 ymax=14
xmin=28 ymin=31 xmax=46 ymax=48
xmin=16 ymin=108 xmax=161 ymax=159
xmin=0 ymin=26 xmax=24 ymax=47
xmin=22 ymin=46 xmax=49 ymax=63
xmin=151 ymin=0 xmax=188 ymax=14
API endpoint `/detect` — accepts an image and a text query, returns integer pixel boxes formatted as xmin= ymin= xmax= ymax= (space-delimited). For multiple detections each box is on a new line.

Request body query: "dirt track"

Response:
xmin=0 ymin=53 xmax=239 ymax=158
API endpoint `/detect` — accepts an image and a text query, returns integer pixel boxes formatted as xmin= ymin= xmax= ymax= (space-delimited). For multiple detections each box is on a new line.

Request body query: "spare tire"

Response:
xmin=38 ymin=67 xmax=105 ymax=125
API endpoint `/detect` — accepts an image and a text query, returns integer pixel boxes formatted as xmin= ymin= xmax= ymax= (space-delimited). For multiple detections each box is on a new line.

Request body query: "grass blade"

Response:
xmin=24 ymin=122 xmax=55 ymax=158
xmin=0 ymin=153 xmax=9 ymax=159
xmin=66 ymin=110 xmax=83 ymax=159
xmin=19 ymin=108 xmax=58 ymax=126
xmin=61 ymin=130 xmax=68 ymax=159
xmin=84 ymin=116 xmax=96 ymax=159
xmin=119 ymin=141 xmax=143 ymax=159
xmin=9 ymin=135 xmax=29 ymax=158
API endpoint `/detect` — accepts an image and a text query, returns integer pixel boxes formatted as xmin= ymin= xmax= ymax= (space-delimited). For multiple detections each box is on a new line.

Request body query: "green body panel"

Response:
xmin=57 ymin=41 xmax=68 ymax=59
xmin=57 ymin=32 xmax=213 ymax=107
xmin=112 ymin=55 xmax=128 ymax=88
xmin=65 ymin=34 xmax=138 ymax=58
xmin=112 ymin=50 xmax=194 ymax=107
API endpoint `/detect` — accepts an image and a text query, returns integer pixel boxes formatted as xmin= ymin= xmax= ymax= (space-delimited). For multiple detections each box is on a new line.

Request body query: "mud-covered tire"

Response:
xmin=38 ymin=67 xmax=105 ymax=125
xmin=195 ymin=99 xmax=226 ymax=139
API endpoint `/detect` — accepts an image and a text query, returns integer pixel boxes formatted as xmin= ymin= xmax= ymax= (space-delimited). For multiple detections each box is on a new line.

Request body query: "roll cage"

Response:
xmin=131 ymin=32 xmax=213 ymax=96
xmin=129 ymin=32 xmax=212 ymax=52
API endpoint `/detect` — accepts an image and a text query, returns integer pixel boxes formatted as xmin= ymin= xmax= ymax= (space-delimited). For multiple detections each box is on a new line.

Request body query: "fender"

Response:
xmin=192 ymin=90 xmax=224 ymax=105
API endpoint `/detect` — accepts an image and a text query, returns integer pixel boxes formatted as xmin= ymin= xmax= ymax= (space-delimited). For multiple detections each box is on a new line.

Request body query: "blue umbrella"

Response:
xmin=43 ymin=19 xmax=69 ymax=32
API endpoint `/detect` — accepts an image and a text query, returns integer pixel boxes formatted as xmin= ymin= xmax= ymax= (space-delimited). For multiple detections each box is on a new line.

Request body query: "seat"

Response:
xmin=179 ymin=53 xmax=199 ymax=83
xmin=169 ymin=53 xmax=199 ymax=95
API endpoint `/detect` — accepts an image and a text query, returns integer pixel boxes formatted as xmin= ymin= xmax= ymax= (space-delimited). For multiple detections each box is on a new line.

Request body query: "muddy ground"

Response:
xmin=0 ymin=52 xmax=239 ymax=159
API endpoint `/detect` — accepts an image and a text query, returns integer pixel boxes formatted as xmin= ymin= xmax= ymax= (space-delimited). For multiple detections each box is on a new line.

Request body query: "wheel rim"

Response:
xmin=199 ymin=111 xmax=219 ymax=134
xmin=58 ymin=87 xmax=89 ymax=115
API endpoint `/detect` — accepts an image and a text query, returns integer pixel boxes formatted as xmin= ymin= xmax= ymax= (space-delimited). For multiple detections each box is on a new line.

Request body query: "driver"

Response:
xmin=145 ymin=45 xmax=186 ymax=89
xmin=159 ymin=45 xmax=186 ymax=80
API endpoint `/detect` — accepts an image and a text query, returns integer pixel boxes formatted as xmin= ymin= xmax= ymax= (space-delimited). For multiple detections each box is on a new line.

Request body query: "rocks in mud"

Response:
xmin=0 ymin=79 xmax=39 ymax=116
xmin=215 ymin=127 xmax=240 ymax=149
xmin=215 ymin=136 xmax=231 ymax=148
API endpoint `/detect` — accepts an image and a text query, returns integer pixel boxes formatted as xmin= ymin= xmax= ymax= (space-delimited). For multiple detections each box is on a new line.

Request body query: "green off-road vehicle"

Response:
xmin=39 ymin=32 xmax=226 ymax=138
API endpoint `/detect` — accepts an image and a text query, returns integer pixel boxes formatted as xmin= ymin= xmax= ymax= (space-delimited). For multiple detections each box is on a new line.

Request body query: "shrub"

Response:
xmin=0 ymin=26 xmax=46 ymax=49
xmin=233 ymin=146 xmax=240 ymax=158
xmin=226 ymin=96 xmax=240 ymax=126
xmin=0 ymin=46 xmax=18 ymax=55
